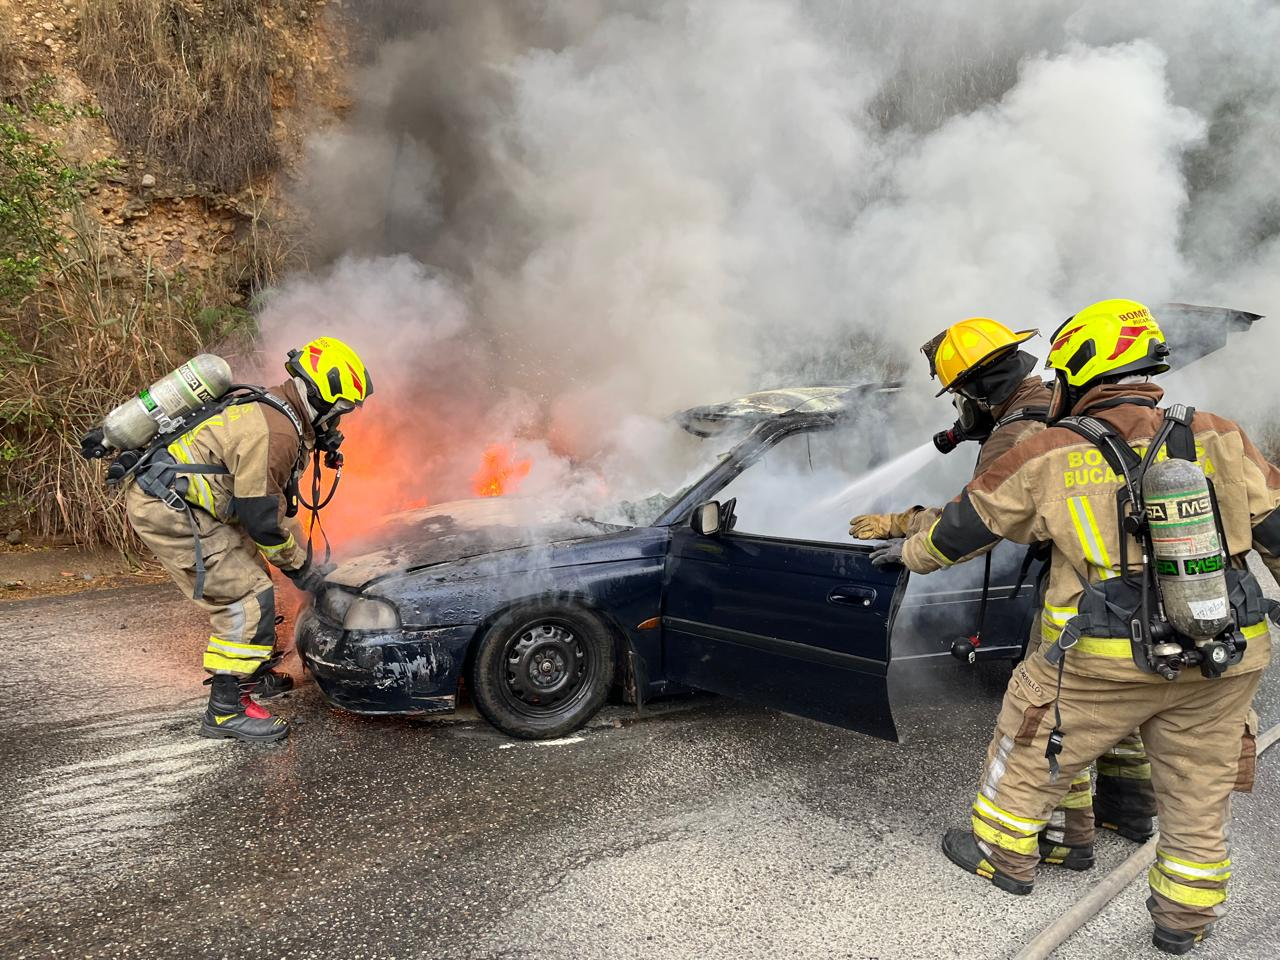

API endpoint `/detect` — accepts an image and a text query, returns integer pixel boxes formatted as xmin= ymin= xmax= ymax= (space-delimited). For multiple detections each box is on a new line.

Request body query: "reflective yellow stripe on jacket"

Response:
xmin=1066 ymin=495 xmax=1116 ymax=579
xmin=167 ymin=414 xmax=226 ymax=516
xmin=1073 ymin=619 xmax=1270 ymax=658
xmin=922 ymin=519 xmax=956 ymax=568
xmin=255 ymin=533 xmax=297 ymax=559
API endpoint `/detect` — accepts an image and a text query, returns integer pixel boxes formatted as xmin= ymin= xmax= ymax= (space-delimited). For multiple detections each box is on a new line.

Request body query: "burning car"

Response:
xmin=295 ymin=303 xmax=1259 ymax=740
xmin=296 ymin=382 xmax=1037 ymax=741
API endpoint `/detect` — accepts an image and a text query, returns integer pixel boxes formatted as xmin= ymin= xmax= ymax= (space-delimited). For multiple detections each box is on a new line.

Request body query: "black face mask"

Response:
xmin=312 ymin=400 xmax=354 ymax=469
xmin=955 ymin=350 xmax=1037 ymax=408
xmin=932 ymin=350 xmax=1035 ymax=454
xmin=953 ymin=394 xmax=995 ymax=437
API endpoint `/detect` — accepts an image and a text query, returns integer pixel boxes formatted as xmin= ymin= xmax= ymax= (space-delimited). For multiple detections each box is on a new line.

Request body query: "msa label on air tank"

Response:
xmin=1157 ymin=553 xmax=1225 ymax=577
xmin=1146 ymin=495 xmax=1213 ymax=521
xmin=1178 ymin=496 xmax=1213 ymax=519
xmin=178 ymin=362 xmax=215 ymax=400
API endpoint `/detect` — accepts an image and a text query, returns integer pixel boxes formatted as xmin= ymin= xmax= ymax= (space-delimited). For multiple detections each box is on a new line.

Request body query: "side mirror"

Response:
xmin=690 ymin=501 xmax=722 ymax=537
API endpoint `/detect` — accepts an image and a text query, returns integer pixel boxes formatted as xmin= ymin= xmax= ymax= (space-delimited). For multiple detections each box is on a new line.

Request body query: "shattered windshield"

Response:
xmin=589 ymin=421 xmax=740 ymax=527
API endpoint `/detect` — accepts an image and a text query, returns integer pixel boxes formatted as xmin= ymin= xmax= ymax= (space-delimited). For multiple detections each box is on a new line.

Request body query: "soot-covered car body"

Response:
xmin=296 ymin=383 xmax=1036 ymax=742
xmin=295 ymin=303 xmax=1260 ymax=740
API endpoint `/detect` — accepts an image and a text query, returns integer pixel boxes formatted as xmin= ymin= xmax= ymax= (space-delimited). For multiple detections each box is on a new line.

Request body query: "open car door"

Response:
xmin=655 ymin=417 xmax=916 ymax=742
xmin=661 ymin=500 xmax=907 ymax=741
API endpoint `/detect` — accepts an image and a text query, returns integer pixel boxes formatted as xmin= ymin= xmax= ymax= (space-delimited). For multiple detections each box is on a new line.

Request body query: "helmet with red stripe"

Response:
xmin=1046 ymin=299 xmax=1170 ymax=387
xmin=285 ymin=337 xmax=373 ymax=425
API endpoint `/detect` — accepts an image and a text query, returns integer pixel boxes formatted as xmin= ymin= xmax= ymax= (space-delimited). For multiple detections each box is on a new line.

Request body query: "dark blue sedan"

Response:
xmin=296 ymin=382 xmax=1038 ymax=740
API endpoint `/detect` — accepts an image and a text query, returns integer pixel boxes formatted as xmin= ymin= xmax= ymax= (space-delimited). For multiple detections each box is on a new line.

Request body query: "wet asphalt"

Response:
xmin=1 ymin=584 xmax=1277 ymax=960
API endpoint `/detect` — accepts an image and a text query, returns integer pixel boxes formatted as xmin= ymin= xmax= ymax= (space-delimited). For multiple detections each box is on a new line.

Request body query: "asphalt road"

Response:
xmin=1 ymin=584 xmax=1277 ymax=960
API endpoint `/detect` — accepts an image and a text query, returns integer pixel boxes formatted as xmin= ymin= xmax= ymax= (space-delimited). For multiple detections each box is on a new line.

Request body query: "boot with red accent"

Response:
xmin=200 ymin=674 xmax=290 ymax=743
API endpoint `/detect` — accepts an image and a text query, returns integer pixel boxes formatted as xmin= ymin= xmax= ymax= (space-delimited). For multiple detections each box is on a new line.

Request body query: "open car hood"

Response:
xmin=675 ymin=383 xmax=899 ymax=437
xmin=1157 ymin=302 xmax=1262 ymax=362
xmin=326 ymin=498 xmax=619 ymax=589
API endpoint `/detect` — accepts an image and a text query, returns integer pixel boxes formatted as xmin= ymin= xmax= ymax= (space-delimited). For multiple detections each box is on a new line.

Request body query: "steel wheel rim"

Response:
xmin=498 ymin=619 xmax=594 ymax=717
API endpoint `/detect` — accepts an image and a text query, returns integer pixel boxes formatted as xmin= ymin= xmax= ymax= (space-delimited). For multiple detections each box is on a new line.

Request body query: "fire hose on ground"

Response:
xmin=1013 ymin=720 xmax=1280 ymax=960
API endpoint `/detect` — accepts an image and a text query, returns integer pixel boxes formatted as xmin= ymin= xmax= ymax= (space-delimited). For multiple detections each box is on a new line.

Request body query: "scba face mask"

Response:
xmin=313 ymin=398 xmax=354 ymax=468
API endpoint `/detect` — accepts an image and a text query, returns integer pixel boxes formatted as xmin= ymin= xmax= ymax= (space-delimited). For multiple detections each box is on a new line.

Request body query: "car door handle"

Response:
xmin=828 ymin=585 xmax=877 ymax=607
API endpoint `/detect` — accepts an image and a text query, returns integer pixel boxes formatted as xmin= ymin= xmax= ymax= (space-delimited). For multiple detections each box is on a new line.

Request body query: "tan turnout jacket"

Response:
xmin=903 ymin=382 xmax=1280 ymax=682
xmin=162 ymin=379 xmax=315 ymax=571
xmin=898 ymin=376 xmax=1052 ymax=537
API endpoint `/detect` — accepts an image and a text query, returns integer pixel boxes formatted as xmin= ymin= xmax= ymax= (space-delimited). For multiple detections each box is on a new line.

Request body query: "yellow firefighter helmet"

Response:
xmin=925 ymin=318 xmax=1038 ymax=396
xmin=285 ymin=337 xmax=373 ymax=413
xmin=1046 ymin=299 xmax=1170 ymax=387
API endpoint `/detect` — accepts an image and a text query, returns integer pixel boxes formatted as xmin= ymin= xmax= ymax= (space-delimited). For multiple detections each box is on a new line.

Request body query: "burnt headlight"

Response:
xmin=343 ymin=596 xmax=401 ymax=632
xmin=320 ymin=587 xmax=356 ymax=624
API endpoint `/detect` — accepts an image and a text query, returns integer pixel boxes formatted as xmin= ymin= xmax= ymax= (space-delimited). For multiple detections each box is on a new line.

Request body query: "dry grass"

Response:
xmin=79 ymin=0 xmax=284 ymax=192
xmin=0 ymin=212 xmax=211 ymax=553
xmin=224 ymin=189 xmax=308 ymax=299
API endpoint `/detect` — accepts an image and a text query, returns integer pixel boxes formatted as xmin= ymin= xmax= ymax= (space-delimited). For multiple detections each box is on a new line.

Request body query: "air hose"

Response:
xmin=1012 ymin=720 xmax=1280 ymax=960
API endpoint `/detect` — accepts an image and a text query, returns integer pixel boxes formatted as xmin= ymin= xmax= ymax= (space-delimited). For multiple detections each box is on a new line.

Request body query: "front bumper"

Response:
xmin=295 ymin=607 xmax=475 ymax=715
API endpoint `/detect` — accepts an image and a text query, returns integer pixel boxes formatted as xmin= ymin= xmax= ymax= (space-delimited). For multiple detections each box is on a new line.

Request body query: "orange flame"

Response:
xmin=472 ymin=443 xmax=532 ymax=497
xmin=309 ymin=417 xmax=430 ymax=548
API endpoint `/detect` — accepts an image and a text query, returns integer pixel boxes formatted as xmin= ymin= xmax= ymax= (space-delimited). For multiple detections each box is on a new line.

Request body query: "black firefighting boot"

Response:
xmin=1037 ymin=839 xmax=1095 ymax=871
xmin=240 ymin=669 xmax=294 ymax=701
xmin=941 ymin=828 xmax=1033 ymax=895
xmin=200 ymin=674 xmax=290 ymax=743
xmin=1152 ymin=921 xmax=1213 ymax=955
xmin=1094 ymin=797 xmax=1156 ymax=843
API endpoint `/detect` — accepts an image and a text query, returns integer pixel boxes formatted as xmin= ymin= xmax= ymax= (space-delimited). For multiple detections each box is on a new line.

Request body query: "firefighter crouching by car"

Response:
xmin=120 ymin=338 xmax=371 ymax=743
xmin=853 ymin=318 xmax=1158 ymax=870
xmin=882 ymin=299 xmax=1274 ymax=954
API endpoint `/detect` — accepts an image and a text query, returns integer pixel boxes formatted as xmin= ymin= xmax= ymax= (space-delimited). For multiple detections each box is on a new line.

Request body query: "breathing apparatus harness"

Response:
xmin=945 ymin=403 xmax=1052 ymax=665
xmin=932 ymin=356 xmax=1049 ymax=662
xmin=1035 ymin=402 xmax=1274 ymax=779
xmin=103 ymin=385 xmax=341 ymax=598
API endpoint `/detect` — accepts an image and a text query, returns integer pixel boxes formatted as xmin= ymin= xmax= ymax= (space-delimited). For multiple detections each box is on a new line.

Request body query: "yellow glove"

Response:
xmin=850 ymin=513 xmax=894 ymax=540
xmin=849 ymin=507 xmax=924 ymax=540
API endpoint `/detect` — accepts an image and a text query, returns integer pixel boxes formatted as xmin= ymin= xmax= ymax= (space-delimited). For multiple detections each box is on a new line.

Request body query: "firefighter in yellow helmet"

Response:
xmin=855 ymin=316 xmax=1158 ymax=868
xmin=892 ymin=300 xmax=1274 ymax=954
xmin=851 ymin=317 xmax=1046 ymax=542
xmin=124 ymin=337 xmax=372 ymax=743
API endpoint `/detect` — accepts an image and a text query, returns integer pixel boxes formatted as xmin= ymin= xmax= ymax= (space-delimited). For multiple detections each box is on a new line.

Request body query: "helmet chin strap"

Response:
xmin=292 ymin=376 xmax=320 ymax=426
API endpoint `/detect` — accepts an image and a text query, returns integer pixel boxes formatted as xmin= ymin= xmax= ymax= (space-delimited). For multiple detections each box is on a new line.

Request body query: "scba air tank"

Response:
xmin=101 ymin=354 xmax=232 ymax=452
xmin=1143 ymin=457 xmax=1232 ymax=641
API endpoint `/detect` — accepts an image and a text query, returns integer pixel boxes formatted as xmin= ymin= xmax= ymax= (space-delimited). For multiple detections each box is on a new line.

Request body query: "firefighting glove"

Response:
xmin=849 ymin=508 xmax=922 ymax=541
xmin=287 ymin=560 xmax=334 ymax=594
xmin=850 ymin=513 xmax=892 ymax=540
xmin=869 ymin=538 xmax=905 ymax=569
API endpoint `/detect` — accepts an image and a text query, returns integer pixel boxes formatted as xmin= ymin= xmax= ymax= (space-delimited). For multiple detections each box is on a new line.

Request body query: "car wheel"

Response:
xmin=471 ymin=604 xmax=616 ymax=740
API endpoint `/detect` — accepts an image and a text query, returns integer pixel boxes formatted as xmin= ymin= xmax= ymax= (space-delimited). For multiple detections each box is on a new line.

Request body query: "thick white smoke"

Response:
xmin=257 ymin=0 xmax=1280 ymax=528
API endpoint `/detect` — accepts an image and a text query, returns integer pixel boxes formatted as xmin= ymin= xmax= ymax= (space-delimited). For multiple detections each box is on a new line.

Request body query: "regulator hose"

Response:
xmin=297 ymin=449 xmax=342 ymax=566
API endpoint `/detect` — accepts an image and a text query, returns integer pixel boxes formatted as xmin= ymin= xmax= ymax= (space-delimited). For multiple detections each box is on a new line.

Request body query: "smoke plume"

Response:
xmin=256 ymin=1 xmax=1280 ymax=532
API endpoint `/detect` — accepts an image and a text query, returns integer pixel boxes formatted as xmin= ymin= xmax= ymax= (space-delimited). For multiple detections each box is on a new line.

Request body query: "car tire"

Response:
xmin=471 ymin=603 xmax=616 ymax=740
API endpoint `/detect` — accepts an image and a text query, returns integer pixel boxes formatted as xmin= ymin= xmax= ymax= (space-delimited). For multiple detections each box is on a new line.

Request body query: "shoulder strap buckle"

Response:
xmin=1160 ymin=404 xmax=1197 ymax=462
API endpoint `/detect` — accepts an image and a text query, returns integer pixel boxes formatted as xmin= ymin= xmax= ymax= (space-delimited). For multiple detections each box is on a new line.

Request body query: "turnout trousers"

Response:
xmin=971 ymin=650 xmax=1261 ymax=933
xmin=125 ymin=482 xmax=279 ymax=676
xmin=1049 ymin=728 xmax=1156 ymax=846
